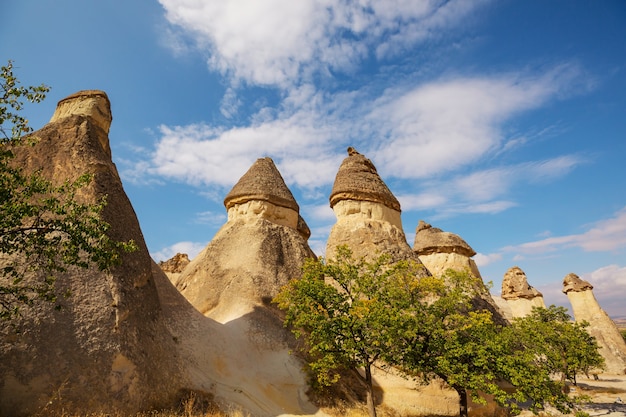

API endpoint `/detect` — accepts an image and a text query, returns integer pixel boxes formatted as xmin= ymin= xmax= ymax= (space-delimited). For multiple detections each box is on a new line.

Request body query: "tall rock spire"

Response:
xmin=0 ymin=91 xmax=186 ymax=415
xmin=563 ymin=273 xmax=626 ymax=374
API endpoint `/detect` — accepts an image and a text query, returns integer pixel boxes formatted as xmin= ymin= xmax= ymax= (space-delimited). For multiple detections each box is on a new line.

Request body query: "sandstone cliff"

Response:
xmin=0 ymin=91 xmax=186 ymax=416
xmin=499 ymin=266 xmax=546 ymax=319
xmin=563 ymin=273 xmax=626 ymax=374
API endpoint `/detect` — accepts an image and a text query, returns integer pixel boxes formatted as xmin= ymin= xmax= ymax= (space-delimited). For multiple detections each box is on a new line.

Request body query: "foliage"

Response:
xmin=274 ymin=246 xmax=427 ymax=417
xmin=508 ymin=306 xmax=605 ymax=386
xmin=276 ymin=247 xmax=605 ymax=417
xmin=621 ymin=329 xmax=626 ymax=343
xmin=0 ymin=60 xmax=136 ymax=319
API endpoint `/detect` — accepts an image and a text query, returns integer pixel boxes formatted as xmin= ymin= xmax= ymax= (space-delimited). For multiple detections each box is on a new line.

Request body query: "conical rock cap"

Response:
xmin=329 ymin=147 xmax=401 ymax=211
xmin=224 ymin=157 xmax=299 ymax=212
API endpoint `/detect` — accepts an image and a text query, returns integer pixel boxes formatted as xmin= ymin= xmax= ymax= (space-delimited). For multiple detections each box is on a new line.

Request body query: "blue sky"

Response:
xmin=2 ymin=0 xmax=625 ymax=317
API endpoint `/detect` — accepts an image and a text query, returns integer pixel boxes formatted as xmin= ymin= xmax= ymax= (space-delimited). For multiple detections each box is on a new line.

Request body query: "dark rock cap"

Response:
xmin=562 ymin=273 xmax=594 ymax=293
xmin=329 ymin=147 xmax=401 ymax=211
xmin=413 ymin=220 xmax=476 ymax=257
xmin=224 ymin=157 xmax=299 ymax=212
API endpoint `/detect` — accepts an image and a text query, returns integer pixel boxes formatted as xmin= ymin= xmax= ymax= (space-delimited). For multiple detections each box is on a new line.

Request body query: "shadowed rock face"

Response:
xmin=563 ymin=273 xmax=626 ymax=374
xmin=499 ymin=266 xmax=545 ymax=319
xmin=0 ymin=91 xmax=186 ymax=416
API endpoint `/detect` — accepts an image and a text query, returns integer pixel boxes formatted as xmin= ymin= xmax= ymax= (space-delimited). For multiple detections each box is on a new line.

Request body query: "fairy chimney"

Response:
xmin=175 ymin=157 xmax=315 ymax=321
xmin=326 ymin=147 xmax=424 ymax=268
xmin=413 ymin=221 xmax=507 ymax=323
xmin=563 ymin=273 xmax=626 ymax=374
xmin=0 ymin=91 xmax=186 ymax=416
xmin=500 ymin=266 xmax=546 ymax=318
xmin=413 ymin=220 xmax=479 ymax=276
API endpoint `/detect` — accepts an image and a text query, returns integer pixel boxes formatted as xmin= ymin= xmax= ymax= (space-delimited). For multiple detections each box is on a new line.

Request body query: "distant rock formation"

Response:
xmin=0 ymin=91 xmax=186 ymax=416
xmin=159 ymin=252 xmax=191 ymax=283
xmin=499 ymin=266 xmax=546 ymax=319
xmin=563 ymin=273 xmax=626 ymax=374
xmin=413 ymin=220 xmax=507 ymax=324
xmin=413 ymin=220 xmax=479 ymax=276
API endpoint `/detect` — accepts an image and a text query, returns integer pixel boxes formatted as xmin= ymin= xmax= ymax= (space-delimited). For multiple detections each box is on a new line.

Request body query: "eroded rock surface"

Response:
xmin=499 ymin=266 xmax=546 ymax=319
xmin=326 ymin=148 xmax=424 ymax=266
xmin=413 ymin=221 xmax=507 ymax=324
xmin=0 ymin=91 xmax=186 ymax=416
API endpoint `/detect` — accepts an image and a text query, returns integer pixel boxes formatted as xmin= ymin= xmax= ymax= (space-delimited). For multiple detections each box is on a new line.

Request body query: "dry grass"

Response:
xmin=36 ymin=392 xmax=251 ymax=417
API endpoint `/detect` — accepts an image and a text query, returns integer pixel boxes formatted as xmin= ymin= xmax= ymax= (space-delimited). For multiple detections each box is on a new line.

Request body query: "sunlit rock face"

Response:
xmin=413 ymin=220 xmax=479 ymax=277
xmin=175 ymin=157 xmax=315 ymax=320
xmin=0 ymin=91 xmax=186 ymax=416
xmin=326 ymin=147 xmax=426 ymax=268
xmin=500 ymin=266 xmax=546 ymax=318
xmin=413 ymin=220 xmax=508 ymax=324
xmin=327 ymin=149 xmax=473 ymax=416
xmin=563 ymin=273 xmax=626 ymax=374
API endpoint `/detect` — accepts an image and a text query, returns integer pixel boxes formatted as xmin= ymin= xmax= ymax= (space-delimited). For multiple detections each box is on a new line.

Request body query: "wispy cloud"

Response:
xmin=503 ymin=207 xmax=626 ymax=255
xmin=151 ymin=241 xmax=207 ymax=263
xmin=158 ymin=0 xmax=490 ymax=88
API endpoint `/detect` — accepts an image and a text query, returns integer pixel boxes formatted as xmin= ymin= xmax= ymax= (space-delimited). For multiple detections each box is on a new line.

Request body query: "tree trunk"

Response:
xmin=364 ymin=364 xmax=377 ymax=417
xmin=456 ymin=386 xmax=468 ymax=417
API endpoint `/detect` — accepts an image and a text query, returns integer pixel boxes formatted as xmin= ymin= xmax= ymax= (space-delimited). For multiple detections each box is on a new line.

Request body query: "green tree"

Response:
xmin=276 ymin=247 xmax=603 ymax=417
xmin=0 ymin=60 xmax=136 ymax=319
xmin=274 ymin=246 xmax=426 ymax=417
xmin=508 ymin=306 xmax=605 ymax=386
xmin=383 ymin=268 xmax=522 ymax=417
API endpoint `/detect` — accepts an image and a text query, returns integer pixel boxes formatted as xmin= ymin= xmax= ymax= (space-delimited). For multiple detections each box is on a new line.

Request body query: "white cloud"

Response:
xmin=369 ymin=68 xmax=581 ymax=179
xmin=151 ymin=241 xmax=208 ymax=263
xmin=158 ymin=0 xmax=490 ymax=88
xmin=474 ymin=252 xmax=503 ymax=267
xmin=503 ymin=207 xmax=626 ymax=255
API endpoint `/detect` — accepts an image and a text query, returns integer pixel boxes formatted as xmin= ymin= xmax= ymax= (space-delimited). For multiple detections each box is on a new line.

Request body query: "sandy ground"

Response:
xmin=574 ymin=374 xmax=626 ymax=417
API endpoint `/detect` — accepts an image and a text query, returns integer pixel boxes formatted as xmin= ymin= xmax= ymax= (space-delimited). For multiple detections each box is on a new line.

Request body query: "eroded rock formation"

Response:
xmin=499 ymin=266 xmax=546 ymax=319
xmin=172 ymin=157 xmax=319 ymax=414
xmin=326 ymin=148 xmax=465 ymax=416
xmin=326 ymin=147 xmax=424 ymax=267
xmin=413 ymin=220 xmax=507 ymax=324
xmin=0 ymin=91 xmax=186 ymax=416
xmin=563 ymin=273 xmax=626 ymax=374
